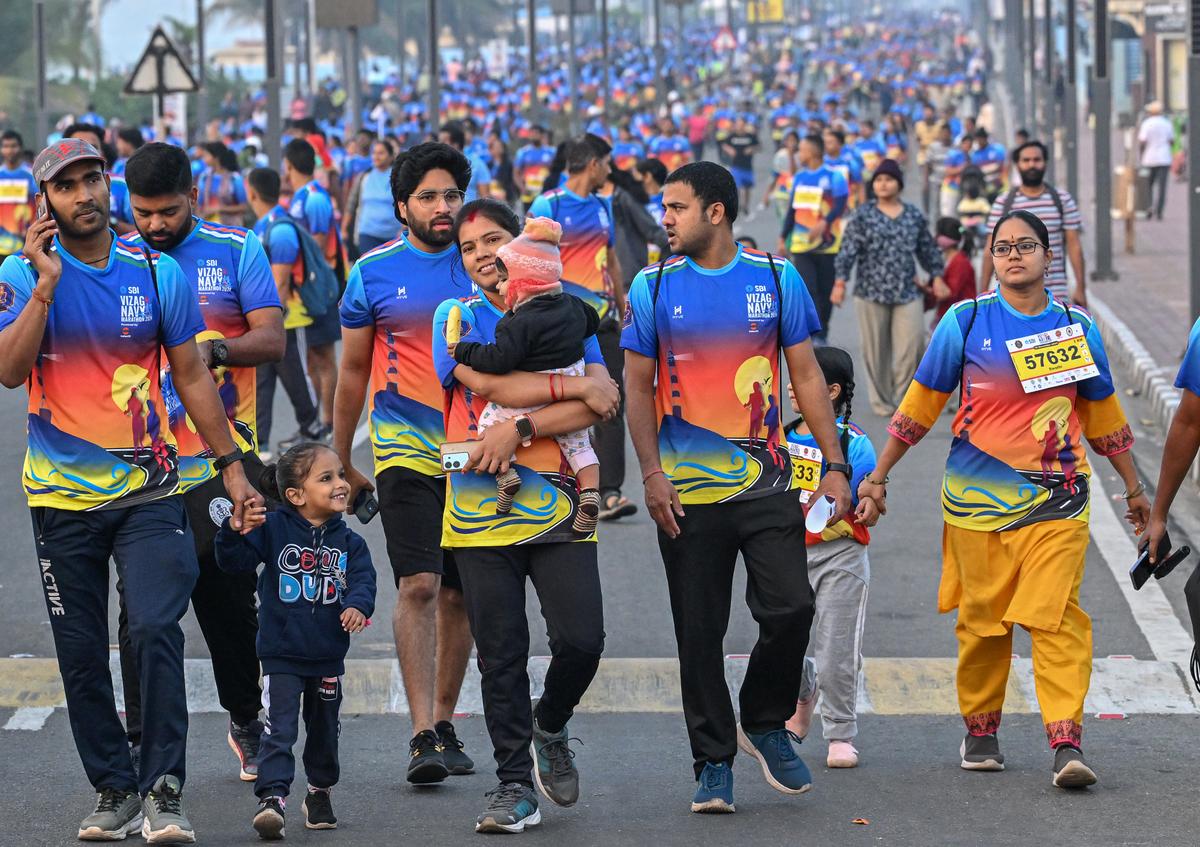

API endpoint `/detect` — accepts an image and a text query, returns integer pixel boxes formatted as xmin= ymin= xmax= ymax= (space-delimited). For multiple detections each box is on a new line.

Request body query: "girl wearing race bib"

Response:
xmin=858 ymin=210 xmax=1150 ymax=790
xmin=782 ymin=347 xmax=878 ymax=769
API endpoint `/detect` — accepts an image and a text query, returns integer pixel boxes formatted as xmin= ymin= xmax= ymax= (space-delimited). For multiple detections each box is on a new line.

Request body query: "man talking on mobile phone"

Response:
xmin=0 ymin=138 xmax=264 ymax=844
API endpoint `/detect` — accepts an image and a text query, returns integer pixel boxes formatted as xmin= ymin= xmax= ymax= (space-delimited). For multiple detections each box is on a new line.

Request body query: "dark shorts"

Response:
xmin=181 ymin=452 xmax=269 ymax=562
xmin=304 ymin=305 xmax=341 ymax=348
xmin=376 ymin=465 xmax=461 ymax=591
xmin=731 ymin=166 xmax=755 ymax=188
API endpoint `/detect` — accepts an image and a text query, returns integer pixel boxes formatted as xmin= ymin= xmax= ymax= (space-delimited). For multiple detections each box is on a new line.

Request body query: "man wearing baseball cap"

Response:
xmin=0 ymin=138 xmax=264 ymax=843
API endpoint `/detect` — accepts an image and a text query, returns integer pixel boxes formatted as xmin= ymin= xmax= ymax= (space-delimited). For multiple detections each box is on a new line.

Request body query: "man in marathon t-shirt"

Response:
xmin=722 ymin=115 xmax=760 ymax=212
xmin=118 ymin=142 xmax=284 ymax=783
xmin=623 ymin=162 xmax=852 ymax=814
xmin=528 ymin=134 xmax=636 ymax=521
xmin=282 ymin=138 xmax=339 ymax=442
xmin=0 ymin=130 xmax=37 ymax=259
xmin=0 ymin=138 xmax=263 ymax=843
xmin=513 ymin=124 xmax=556 ymax=208
xmin=333 ymin=142 xmax=477 ymax=784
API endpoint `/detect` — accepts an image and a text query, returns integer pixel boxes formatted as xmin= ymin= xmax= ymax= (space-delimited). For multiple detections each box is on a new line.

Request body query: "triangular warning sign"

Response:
xmin=124 ymin=25 xmax=199 ymax=96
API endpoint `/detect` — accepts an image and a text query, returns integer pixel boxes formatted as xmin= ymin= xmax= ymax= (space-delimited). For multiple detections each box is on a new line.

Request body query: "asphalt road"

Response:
xmin=2 ymin=150 xmax=1200 ymax=846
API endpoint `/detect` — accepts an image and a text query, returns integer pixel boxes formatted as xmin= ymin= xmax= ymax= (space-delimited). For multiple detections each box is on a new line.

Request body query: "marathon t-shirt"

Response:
xmin=514 ymin=145 xmax=555 ymax=202
xmin=0 ymin=234 xmax=204 ymax=510
xmin=0 ymin=166 xmax=37 ymax=257
xmin=785 ymin=166 xmax=849 ymax=254
xmin=971 ymin=143 xmax=1008 ymax=192
xmin=893 ymin=292 xmax=1130 ymax=532
xmin=433 ymin=292 xmax=605 ymax=547
xmin=527 ymin=188 xmax=616 ymax=320
xmin=612 ymin=140 xmax=645 ymax=173
xmin=129 ymin=218 xmax=280 ymax=489
xmin=785 ymin=419 xmax=876 ymax=545
xmin=340 ymin=234 xmax=469 ymax=477
xmin=621 ymin=245 xmax=822 ymax=505
xmin=647 ymin=135 xmax=693 ymax=173
xmin=1177 ymin=316 xmax=1200 ymax=396
xmin=854 ymin=138 xmax=886 ymax=178
xmin=984 ymin=186 xmax=1082 ymax=300
xmin=256 ymin=205 xmax=312 ymax=331
xmin=824 ymin=150 xmax=864 ymax=206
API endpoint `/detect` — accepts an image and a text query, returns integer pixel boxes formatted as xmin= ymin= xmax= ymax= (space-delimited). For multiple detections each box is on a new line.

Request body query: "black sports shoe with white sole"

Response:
xmin=959 ymin=733 xmax=1005 ymax=771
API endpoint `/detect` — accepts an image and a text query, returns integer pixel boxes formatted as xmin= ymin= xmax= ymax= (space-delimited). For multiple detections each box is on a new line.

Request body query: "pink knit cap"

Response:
xmin=496 ymin=216 xmax=563 ymax=298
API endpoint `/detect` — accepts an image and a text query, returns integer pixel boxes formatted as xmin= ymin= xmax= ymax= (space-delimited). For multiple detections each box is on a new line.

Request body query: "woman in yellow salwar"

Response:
xmin=857 ymin=210 xmax=1150 ymax=788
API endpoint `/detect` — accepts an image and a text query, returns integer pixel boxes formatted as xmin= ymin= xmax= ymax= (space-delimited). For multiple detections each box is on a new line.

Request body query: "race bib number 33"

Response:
xmin=1005 ymin=323 xmax=1099 ymax=393
xmin=788 ymin=442 xmax=823 ymax=503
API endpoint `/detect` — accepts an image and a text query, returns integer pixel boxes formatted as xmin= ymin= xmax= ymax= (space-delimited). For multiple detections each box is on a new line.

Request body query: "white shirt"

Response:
xmin=1138 ymin=115 xmax=1175 ymax=167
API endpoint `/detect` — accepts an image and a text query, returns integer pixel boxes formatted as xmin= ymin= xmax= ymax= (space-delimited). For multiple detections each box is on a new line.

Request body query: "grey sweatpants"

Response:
xmin=854 ymin=297 xmax=926 ymax=416
xmin=796 ymin=538 xmax=870 ymax=741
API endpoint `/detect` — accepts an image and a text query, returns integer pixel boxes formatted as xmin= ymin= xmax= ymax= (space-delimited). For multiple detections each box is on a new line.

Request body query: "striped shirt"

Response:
xmin=986 ymin=185 xmax=1082 ymax=299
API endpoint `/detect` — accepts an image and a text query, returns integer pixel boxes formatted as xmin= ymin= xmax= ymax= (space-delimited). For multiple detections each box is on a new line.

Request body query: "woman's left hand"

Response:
xmin=471 ymin=421 xmax=522 ymax=475
xmin=1125 ymin=492 xmax=1151 ymax=536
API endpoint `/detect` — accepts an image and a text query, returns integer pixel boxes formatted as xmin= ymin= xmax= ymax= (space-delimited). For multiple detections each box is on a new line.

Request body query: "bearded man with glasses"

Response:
xmin=332 ymin=142 xmax=478 ymax=785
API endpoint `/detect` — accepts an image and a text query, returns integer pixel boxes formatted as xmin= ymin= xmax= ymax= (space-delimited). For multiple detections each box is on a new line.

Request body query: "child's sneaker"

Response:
xmin=495 ymin=468 xmax=522 ymax=514
xmin=253 ymin=797 xmax=285 ymax=840
xmin=302 ymin=788 xmax=336 ymax=830
xmin=573 ymin=489 xmax=600 ymax=534
xmin=826 ymin=740 xmax=859 ymax=768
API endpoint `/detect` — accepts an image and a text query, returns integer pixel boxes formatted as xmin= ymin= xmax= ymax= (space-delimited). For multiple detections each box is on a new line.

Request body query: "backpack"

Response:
xmin=999 ymin=182 xmax=1064 ymax=220
xmin=264 ymin=216 xmax=339 ymax=318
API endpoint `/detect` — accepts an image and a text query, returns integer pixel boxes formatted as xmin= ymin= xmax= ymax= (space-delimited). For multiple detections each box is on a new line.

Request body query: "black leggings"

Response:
xmin=456 ymin=542 xmax=605 ymax=786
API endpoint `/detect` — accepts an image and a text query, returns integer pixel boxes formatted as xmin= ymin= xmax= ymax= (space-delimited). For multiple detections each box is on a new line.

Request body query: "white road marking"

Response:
xmin=4 ymin=707 xmax=54 ymax=731
xmin=1089 ymin=473 xmax=1195 ymax=668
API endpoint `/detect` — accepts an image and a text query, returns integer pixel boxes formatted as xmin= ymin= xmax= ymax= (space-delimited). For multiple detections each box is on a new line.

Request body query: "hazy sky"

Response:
xmin=100 ymin=0 xmax=254 ymax=72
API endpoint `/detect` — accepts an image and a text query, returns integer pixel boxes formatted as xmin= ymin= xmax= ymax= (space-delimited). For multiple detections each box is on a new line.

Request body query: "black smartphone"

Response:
xmin=1131 ymin=531 xmax=1189 ymax=589
xmin=352 ymin=488 xmax=379 ymax=524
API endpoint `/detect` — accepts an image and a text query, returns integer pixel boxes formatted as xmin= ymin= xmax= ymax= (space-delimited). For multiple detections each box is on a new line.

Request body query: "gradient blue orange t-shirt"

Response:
xmin=340 ymin=234 xmax=470 ymax=477
xmin=0 ymin=166 xmax=37 ymax=257
xmin=527 ymin=188 xmax=615 ymax=320
xmin=784 ymin=166 xmax=849 ymax=254
xmin=433 ymin=292 xmax=605 ymax=547
xmin=621 ymin=245 xmax=821 ymax=505
xmin=129 ymin=218 xmax=280 ymax=489
xmin=890 ymin=291 xmax=1132 ymax=532
xmin=0 ymin=234 xmax=204 ymax=510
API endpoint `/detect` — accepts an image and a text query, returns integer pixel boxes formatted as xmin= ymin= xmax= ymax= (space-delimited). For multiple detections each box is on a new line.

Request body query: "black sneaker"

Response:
xmin=252 ymin=796 xmax=285 ymax=840
xmin=302 ymin=788 xmax=337 ymax=830
xmin=228 ymin=718 xmax=264 ymax=782
xmin=531 ymin=713 xmax=579 ymax=807
xmin=436 ymin=720 xmax=476 ymax=775
xmin=407 ymin=729 xmax=449 ymax=785
xmin=78 ymin=787 xmax=142 ymax=841
xmin=475 ymin=782 xmax=541 ymax=834
xmin=1052 ymin=745 xmax=1098 ymax=788
xmin=959 ymin=733 xmax=1005 ymax=771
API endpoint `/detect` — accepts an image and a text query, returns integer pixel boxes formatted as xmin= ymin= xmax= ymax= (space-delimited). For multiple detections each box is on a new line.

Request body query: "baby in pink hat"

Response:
xmin=451 ymin=216 xmax=602 ymax=534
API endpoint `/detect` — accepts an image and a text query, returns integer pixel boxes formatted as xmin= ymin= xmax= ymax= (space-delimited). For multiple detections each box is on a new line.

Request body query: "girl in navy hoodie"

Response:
xmin=216 ymin=443 xmax=376 ymax=840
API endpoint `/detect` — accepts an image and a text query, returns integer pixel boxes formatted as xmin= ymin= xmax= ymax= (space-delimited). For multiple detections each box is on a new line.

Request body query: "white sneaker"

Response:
xmin=826 ymin=740 xmax=859 ymax=768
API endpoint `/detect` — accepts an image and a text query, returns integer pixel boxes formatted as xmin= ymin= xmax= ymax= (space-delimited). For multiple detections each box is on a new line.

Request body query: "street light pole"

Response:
xmin=601 ymin=0 xmax=610 ymax=129
xmin=567 ymin=0 xmax=578 ymax=136
xmin=1092 ymin=0 xmax=1117 ymax=280
xmin=346 ymin=25 xmax=362 ymax=135
xmin=1043 ymin=0 xmax=1054 ymax=182
xmin=195 ymin=0 xmax=207 ymax=142
xmin=654 ymin=0 xmax=665 ymax=114
xmin=1064 ymin=0 xmax=1077 ymax=196
xmin=1027 ymin=0 xmax=1037 ymax=136
xmin=1189 ymin=0 xmax=1200 ymax=317
xmin=1005 ymin=0 xmax=1025 ymax=132
xmin=427 ymin=0 xmax=439 ymax=133
xmin=265 ymin=0 xmax=281 ymax=168
xmin=34 ymin=0 xmax=47 ymax=147
xmin=527 ymin=0 xmax=539 ymax=126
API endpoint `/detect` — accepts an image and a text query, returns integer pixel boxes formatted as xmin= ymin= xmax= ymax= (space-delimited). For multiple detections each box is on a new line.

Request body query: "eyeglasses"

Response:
xmin=990 ymin=240 xmax=1044 ymax=257
xmin=410 ymin=189 xmax=466 ymax=209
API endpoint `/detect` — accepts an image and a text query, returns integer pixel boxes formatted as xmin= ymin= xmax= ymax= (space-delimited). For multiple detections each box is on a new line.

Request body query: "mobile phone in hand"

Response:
xmin=352 ymin=488 xmax=379 ymax=524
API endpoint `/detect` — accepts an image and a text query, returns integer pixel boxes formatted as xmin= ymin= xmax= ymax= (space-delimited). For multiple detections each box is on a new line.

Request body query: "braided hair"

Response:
xmin=814 ymin=346 xmax=856 ymax=431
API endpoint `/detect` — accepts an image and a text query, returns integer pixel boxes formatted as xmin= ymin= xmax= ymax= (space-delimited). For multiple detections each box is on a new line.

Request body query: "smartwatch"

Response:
xmin=213 ymin=450 xmax=245 ymax=472
xmin=825 ymin=461 xmax=853 ymax=479
xmin=514 ymin=415 xmax=535 ymax=447
xmin=210 ymin=339 xmax=230 ymax=367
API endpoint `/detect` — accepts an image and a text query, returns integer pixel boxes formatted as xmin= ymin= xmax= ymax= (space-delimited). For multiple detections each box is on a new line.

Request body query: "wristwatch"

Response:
xmin=514 ymin=415 xmax=535 ymax=447
xmin=825 ymin=461 xmax=853 ymax=479
xmin=210 ymin=339 xmax=230 ymax=367
xmin=213 ymin=450 xmax=245 ymax=472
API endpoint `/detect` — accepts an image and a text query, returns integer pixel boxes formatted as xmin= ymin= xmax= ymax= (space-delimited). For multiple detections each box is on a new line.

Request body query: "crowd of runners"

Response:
xmin=4 ymin=7 xmax=1200 ymax=845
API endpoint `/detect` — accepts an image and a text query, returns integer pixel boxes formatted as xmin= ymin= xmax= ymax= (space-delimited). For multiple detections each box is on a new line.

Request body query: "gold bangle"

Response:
xmin=1122 ymin=483 xmax=1145 ymax=500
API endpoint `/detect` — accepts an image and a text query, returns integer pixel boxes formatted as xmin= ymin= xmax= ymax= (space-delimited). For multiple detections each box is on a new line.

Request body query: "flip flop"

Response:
xmin=598 ymin=493 xmax=638 ymax=521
